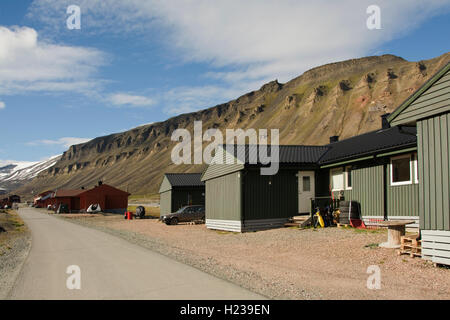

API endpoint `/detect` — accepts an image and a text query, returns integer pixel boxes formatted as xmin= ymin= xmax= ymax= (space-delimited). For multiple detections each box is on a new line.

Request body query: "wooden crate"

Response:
xmin=397 ymin=234 xmax=421 ymax=258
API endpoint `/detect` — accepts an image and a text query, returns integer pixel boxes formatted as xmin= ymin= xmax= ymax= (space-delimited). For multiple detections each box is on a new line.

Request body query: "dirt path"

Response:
xmin=59 ymin=214 xmax=450 ymax=300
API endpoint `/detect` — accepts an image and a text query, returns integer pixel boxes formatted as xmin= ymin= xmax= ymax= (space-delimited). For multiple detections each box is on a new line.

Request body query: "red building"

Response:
xmin=47 ymin=183 xmax=130 ymax=213
xmin=34 ymin=190 xmax=55 ymax=208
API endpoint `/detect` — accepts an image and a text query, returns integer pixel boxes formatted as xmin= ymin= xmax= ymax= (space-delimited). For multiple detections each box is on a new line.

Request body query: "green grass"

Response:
xmin=128 ymin=193 xmax=160 ymax=201
xmin=364 ymin=243 xmax=379 ymax=249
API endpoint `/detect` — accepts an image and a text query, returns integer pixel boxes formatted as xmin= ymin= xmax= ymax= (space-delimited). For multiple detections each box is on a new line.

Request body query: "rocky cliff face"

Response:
xmin=17 ymin=53 xmax=450 ymax=196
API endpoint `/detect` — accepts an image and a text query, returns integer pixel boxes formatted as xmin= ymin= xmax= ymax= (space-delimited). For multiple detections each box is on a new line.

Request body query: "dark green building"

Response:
xmin=201 ymin=124 xmax=419 ymax=232
xmin=388 ymin=62 xmax=450 ymax=266
xmin=159 ymin=173 xmax=205 ymax=217
xmin=201 ymin=145 xmax=328 ymax=232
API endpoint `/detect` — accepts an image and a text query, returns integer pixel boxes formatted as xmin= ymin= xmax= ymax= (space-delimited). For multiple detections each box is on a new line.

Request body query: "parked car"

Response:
xmin=161 ymin=205 xmax=205 ymax=225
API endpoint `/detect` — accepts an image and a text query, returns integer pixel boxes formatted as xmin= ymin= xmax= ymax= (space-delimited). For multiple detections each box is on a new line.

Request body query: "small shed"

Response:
xmin=201 ymin=145 xmax=328 ymax=232
xmin=159 ymin=173 xmax=205 ymax=217
xmin=388 ymin=62 xmax=450 ymax=265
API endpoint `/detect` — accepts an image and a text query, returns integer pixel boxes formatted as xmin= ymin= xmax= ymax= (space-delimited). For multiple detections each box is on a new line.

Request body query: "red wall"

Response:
xmin=79 ymin=184 xmax=129 ymax=211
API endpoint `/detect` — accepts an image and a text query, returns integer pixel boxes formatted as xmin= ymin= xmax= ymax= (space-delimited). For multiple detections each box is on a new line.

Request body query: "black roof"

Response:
xmin=222 ymin=144 xmax=329 ymax=164
xmin=319 ymin=126 xmax=417 ymax=164
xmin=165 ymin=173 xmax=205 ymax=187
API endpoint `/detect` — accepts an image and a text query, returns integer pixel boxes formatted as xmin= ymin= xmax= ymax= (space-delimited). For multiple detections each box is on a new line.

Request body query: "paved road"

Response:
xmin=9 ymin=208 xmax=263 ymax=300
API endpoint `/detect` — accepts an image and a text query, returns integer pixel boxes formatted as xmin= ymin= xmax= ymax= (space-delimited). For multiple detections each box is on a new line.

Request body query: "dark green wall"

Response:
xmin=243 ymin=169 xmax=298 ymax=220
xmin=326 ymin=156 xmax=419 ymax=218
xmin=171 ymin=187 xmax=205 ymax=212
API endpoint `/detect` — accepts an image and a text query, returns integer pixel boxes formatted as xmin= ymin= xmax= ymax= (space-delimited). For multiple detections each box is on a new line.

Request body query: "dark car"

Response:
xmin=161 ymin=205 xmax=205 ymax=225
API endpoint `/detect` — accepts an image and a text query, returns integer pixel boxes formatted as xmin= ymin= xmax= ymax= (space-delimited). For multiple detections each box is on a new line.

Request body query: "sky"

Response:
xmin=0 ymin=0 xmax=449 ymax=163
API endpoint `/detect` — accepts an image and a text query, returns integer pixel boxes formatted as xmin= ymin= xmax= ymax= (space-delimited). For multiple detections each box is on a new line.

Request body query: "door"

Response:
xmin=298 ymin=171 xmax=315 ymax=214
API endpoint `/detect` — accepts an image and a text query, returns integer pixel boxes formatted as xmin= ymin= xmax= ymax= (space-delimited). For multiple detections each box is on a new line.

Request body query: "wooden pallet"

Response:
xmin=397 ymin=234 xmax=422 ymax=258
xmin=337 ymin=223 xmax=351 ymax=228
xmin=284 ymin=216 xmax=311 ymax=228
xmin=185 ymin=220 xmax=205 ymax=225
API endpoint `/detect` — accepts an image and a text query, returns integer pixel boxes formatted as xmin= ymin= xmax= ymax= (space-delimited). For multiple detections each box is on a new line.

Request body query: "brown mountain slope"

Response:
xmin=17 ymin=52 xmax=450 ymax=197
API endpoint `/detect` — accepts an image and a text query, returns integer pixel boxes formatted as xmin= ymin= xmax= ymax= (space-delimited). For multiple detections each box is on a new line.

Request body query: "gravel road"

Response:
xmin=59 ymin=214 xmax=450 ymax=300
xmin=9 ymin=207 xmax=264 ymax=300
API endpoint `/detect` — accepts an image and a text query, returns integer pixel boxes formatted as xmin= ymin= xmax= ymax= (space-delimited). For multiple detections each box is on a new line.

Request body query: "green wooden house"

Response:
xmin=159 ymin=173 xmax=205 ymax=217
xmin=388 ymin=62 xmax=450 ymax=265
xmin=201 ymin=123 xmax=420 ymax=232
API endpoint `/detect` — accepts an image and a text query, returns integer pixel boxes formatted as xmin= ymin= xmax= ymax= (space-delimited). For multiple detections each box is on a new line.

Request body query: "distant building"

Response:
xmin=48 ymin=182 xmax=130 ymax=214
xmin=159 ymin=173 xmax=205 ymax=217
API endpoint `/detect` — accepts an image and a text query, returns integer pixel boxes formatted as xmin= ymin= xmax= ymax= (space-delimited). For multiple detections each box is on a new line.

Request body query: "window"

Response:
xmin=390 ymin=154 xmax=412 ymax=186
xmin=331 ymin=168 xmax=344 ymax=191
xmin=345 ymin=166 xmax=352 ymax=190
xmin=413 ymin=153 xmax=419 ymax=184
xmin=302 ymin=176 xmax=311 ymax=192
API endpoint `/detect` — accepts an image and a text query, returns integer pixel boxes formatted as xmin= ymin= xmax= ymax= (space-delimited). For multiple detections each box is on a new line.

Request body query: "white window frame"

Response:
xmin=345 ymin=166 xmax=353 ymax=190
xmin=390 ymin=154 xmax=412 ymax=186
xmin=413 ymin=153 xmax=419 ymax=184
xmin=330 ymin=167 xmax=344 ymax=191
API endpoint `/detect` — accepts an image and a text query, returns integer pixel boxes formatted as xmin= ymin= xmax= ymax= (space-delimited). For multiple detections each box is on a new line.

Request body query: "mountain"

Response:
xmin=0 ymin=156 xmax=61 ymax=194
xmin=15 ymin=52 xmax=450 ymax=197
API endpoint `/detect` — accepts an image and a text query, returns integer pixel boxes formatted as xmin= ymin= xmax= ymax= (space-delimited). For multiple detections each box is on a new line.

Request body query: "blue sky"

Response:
xmin=0 ymin=0 xmax=449 ymax=163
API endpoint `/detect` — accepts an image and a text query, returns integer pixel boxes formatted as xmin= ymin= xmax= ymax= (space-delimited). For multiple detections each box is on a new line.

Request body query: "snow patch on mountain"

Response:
xmin=0 ymin=155 xmax=61 ymax=191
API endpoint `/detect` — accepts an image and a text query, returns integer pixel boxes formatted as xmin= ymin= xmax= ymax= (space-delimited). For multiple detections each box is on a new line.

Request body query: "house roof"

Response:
xmin=54 ymin=189 xmax=84 ymax=197
xmin=165 ymin=173 xmax=205 ymax=187
xmin=319 ymin=126 xmax=417 ymax=164
xmin=388 ymin=62 xmax=450 ymax=125
xmin=221 ymin=144 xmax=329 ymax=164
xmin=78 ymin=183 xmax=130 ymax=196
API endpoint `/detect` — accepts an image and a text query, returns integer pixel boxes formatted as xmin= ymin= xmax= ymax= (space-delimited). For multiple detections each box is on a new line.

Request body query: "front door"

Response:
xmin=298 ymin=171 xmax=315 ymax=214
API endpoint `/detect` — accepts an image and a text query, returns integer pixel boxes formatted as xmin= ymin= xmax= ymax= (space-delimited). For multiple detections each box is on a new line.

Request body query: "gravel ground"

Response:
xmin=59 ymin=214 xmax=450 ymax=300
xmin=0 ymin=210 xmax=31 ymax=299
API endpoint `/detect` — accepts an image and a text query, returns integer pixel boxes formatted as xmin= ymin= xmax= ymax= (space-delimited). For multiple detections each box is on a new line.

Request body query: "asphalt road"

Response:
xmin=9 ymin=207 xmax=263 ymax=300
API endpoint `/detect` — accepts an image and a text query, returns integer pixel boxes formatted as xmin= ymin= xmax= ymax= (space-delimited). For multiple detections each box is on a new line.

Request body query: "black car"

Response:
xmin=161 ymin=205 xmax=205 ymax=225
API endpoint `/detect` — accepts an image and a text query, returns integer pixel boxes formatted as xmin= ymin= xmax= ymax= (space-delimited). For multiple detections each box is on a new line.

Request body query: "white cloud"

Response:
xmin=0 ymin=101 xmax=5 ymax=109
xmin=26 ymin=0 xmax=450 ymax=117
xmin=108 ymin=93 xmax=155 ymax=107
xmin=161 ymin=84 xmax=253 ymax=115
xmin=28 ymin=137 xmax=92 ymax=148
xmin=0 ymin=26 xmax=106 ymax=95
xmin=28 ymin=0 xmax=450 ymax=88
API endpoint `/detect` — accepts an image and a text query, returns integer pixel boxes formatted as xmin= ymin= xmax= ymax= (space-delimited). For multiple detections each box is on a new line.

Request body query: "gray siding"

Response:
xmin=205 ymin=171 xmax=242 ymax=221
xmin=159 ymin=175 xmax=172 ymax=193
xmin=202 ymin=146 xmax=244 ymax=181
xmin=391 ymin=69 xmax=450 ymax=126
xmin=418 ymin=113 xmax=450 ymax=231
xmin=159 ymin=190 xmax=172 ymax=216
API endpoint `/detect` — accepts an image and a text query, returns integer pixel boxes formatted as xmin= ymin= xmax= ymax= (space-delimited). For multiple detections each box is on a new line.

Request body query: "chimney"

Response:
xmin=98 ymin=181 xmax=103 ymax=186
xmin=81 ymin=186 xmax=85 ymax=190
xmin=329 ymin=136 xmax=339 ymax=143
xmin=381 ymin=113 xmax=391 ymax=129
